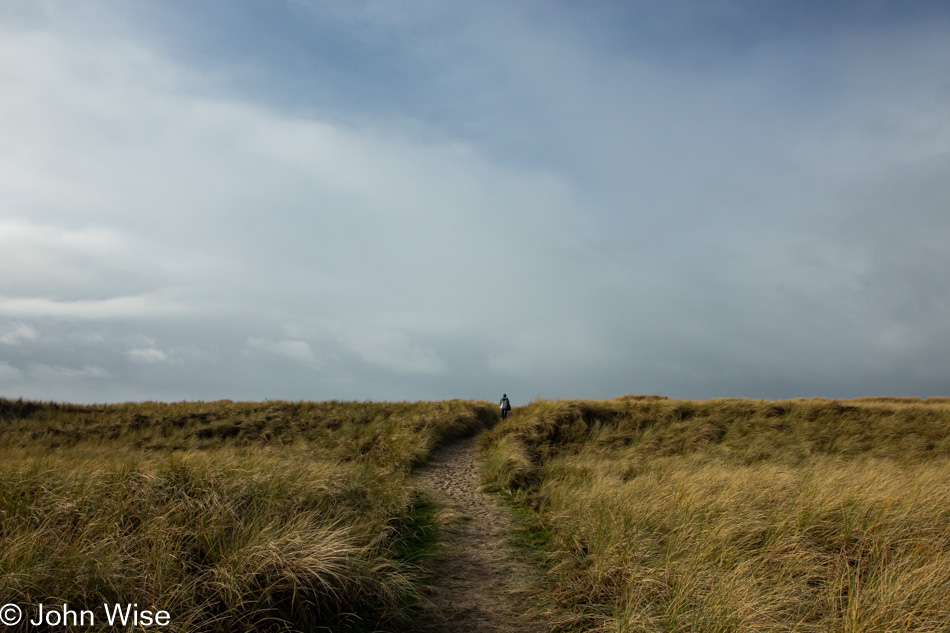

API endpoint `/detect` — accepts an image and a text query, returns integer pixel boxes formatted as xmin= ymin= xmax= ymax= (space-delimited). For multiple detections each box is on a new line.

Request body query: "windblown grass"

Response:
xmin=0 ymin=398 xmax=496 ymax=632
xmin=482 ymin=397 xmax=950 ymax=632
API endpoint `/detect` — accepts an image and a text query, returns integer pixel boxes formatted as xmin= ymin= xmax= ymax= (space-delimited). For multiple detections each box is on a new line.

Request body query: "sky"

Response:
xmin=2 ymin=0 xmax=949 ymax=404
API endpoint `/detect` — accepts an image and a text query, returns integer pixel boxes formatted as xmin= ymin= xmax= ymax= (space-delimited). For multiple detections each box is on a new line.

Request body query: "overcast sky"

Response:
xmin=2 ymin=1 xmax=949 ymax=404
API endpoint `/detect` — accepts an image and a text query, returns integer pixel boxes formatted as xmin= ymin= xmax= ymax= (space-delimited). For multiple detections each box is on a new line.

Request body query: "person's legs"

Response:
xmin=501 ymin=408 xmax=507 ymax=419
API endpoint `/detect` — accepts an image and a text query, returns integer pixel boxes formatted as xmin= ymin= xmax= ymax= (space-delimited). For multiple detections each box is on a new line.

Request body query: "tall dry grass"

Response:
xmin=0 ymin=398 xmax=496 ymax=632
xmin=482 ymin=397 xmax=950 ymax=632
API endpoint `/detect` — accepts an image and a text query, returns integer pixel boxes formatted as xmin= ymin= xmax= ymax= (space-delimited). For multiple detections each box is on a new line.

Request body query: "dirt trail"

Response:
xmin=414 ymin=435 xmax=546 ymax=633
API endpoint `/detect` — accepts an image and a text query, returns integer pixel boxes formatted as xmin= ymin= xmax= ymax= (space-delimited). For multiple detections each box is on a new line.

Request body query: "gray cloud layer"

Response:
xmin=2 ymin=1 xmax=949 ymax=403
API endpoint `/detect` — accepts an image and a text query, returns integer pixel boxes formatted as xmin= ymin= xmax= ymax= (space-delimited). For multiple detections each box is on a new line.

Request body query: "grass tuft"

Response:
xmin=482 ymin=397 xmax=950 ymax=632
xmin=0 ymin=398 xmax=497 ymax=632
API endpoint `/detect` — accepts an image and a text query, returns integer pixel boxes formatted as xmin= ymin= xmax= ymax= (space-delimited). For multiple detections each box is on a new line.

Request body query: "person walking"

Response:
xmin=500 ymin=393 xmax=511 ymax=419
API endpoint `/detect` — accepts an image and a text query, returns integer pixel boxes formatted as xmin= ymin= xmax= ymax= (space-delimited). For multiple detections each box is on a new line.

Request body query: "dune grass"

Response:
xmin=0 ymin=398 xmax=496 ymax=632
xmin=481 ymin=397 xmax=950 ymax=632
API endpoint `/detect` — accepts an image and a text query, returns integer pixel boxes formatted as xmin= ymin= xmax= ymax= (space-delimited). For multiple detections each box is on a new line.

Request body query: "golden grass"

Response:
xmin=482 ymin=397 xmax=950 ymax=632
xmin=0 ymin=398 xmax=497 ymax=632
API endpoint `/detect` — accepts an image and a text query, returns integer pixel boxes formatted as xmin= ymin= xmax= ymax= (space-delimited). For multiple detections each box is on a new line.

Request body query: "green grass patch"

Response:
xmin=390 ymin=493 xmax=442 ymax=565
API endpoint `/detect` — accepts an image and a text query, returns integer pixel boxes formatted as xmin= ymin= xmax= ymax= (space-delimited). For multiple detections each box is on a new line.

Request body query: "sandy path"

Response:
xmin=413 ymin=435 xmax=546 ymax=633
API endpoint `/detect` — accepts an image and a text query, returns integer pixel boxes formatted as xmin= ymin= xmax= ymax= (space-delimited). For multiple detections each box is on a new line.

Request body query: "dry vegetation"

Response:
xmin=481 ymin=396 xmax=950 ymax=632
xmin=0 ymin=397 xmax=496 ymax=632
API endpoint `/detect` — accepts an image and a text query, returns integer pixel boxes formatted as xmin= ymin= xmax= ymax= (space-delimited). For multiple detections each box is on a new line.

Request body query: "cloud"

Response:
xmin=246 ymin=337 xmax=319 ymax=368
xmin=127 ymin=347 xmax=168 ymax=364
xmin=487 ymin=322 xmax=610 ymax=381
xmin=0 ymin=323 xmax=37 ymax=345
xmin=0 ymin=360 xmax=23 ymax=381
xmin=27 ymin=363 xmax=111 ymax=380
xmin=125 ymin=336 xmax=216 ymax=366
xmin=0 ymin=218 xmax=203 ymax=299
xmin=1 ymin=2 xmax=949 ymax=402
xmin=0 ymin=294 xmax=193 ymax=320
xmin=333 ymin=325 xmax=448 ymax=376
